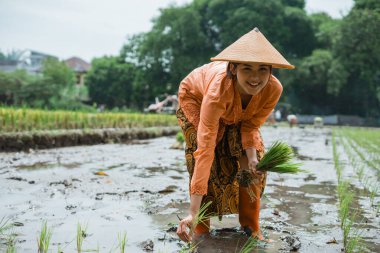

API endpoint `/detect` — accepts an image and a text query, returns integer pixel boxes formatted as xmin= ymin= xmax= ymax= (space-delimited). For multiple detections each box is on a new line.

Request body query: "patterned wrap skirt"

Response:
xmin=176 ymin=108 xmax=267 ymax=219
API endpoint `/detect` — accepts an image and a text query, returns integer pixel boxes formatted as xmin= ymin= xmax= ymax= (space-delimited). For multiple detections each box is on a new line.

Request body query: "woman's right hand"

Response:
xmin=176 ymin=214 xmax=195 ymax=242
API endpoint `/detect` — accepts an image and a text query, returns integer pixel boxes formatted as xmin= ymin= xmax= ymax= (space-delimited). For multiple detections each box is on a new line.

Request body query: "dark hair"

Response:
xmin=226 ymin=62 xmax=238 ymax=79
xmin=226 ymin=62 xmax=273 ymax=79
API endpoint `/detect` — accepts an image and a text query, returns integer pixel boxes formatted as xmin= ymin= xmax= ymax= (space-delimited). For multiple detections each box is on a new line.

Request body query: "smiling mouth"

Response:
xmin=247 ymin=82 xmax=260 ymax=87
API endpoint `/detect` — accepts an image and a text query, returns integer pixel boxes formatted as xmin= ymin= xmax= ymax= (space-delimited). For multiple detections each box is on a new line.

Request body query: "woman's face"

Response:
xmin=230 ymin=63 xmax=271 ymax=96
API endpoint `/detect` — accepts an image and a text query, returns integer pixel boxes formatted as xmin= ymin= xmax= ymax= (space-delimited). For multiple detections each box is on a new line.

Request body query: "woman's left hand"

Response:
xmin=248 ymin=157 xmax=259 ymax=172
xmin=246 ymin=148 xmax=264 ymax=175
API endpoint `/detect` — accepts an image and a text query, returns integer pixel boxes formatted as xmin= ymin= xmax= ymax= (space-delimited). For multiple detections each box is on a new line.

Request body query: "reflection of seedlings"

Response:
xmin=37 ymin=221 xmax=52 ymax=253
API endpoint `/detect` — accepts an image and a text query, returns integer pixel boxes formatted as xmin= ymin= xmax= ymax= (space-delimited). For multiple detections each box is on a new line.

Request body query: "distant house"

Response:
xmin=64 ymin=57 xmax=91 ymax=86
xmin=0 ymin=49 xmax=58 ymax=74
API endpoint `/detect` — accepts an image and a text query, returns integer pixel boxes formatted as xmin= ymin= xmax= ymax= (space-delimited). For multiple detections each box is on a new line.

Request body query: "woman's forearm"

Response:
xmin=245 ymin=147 xmax=257 ymax=161
xmin=189 ymin=194 xmax=203 ymax=216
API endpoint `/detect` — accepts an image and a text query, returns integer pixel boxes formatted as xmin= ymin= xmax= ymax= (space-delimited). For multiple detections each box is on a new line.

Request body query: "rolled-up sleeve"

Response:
xmin=191 ymin=94 xmax=225 ymax=195
xmin=241 ymin=82 xmax=283 ymax=151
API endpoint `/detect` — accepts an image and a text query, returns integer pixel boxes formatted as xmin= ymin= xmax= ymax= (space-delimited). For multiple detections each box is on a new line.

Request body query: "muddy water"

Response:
xmin=0 ymin=127 xmax=379 ymax=252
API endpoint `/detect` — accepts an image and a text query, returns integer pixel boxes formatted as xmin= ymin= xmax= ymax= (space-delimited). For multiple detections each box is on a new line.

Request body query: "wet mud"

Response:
xmin=0 ymin=126 xmax=179 ymax=152
xmin=0 ymin=127 xmax=379 ymax=252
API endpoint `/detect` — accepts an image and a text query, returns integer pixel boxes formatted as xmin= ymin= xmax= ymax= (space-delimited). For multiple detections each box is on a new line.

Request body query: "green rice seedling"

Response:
xmin=190 ymin=201 xmax=212 ymax=237
xmin=337 ymin=181 xmax=353 ymax=227
xmin=343 ymin=217 xmax=353 ymax=251
xmin=0 ymin=218 xmax=16 ymax=253
xmin=346 ymin=137 xmax=379 ymax=174
xmin=76 ymin=223 xmax=88 ymax=253
xmin=369 ymin=183 xmax=379 ymax=207
xmin=178 ymin=201 xmax=212 ymax=252
xmin=179 ymin=242 xmax=199 ymax=253
xmin=238 ymin=237 xmax=258 ymax=253
xmin=332 ymin=131 xmax=343 ymax=179
xmin=0 ymin=217 xmax=12 ymax=235
xmin=257 ymin=141 xmax=304 ymax=174
xmin=342 ymin=212 xmax=365 ymax=253
xmin=346 ymin=232 xmax=363 ymax=253
xmin=6 ymin=234 xmax=16 ymax=253
xmin=37 ymin=221 xmax=52 ymax=253
xmin=117 ymin=232 xmax=127 ymax=253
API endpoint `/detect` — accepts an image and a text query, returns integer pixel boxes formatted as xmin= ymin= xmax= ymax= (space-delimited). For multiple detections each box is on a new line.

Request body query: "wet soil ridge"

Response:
xmin=0 ymin=126 xmax=179 ymax=152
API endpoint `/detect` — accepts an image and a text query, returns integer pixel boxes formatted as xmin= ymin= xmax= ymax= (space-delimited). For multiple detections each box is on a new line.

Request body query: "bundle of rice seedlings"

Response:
xmin=257 ymin=141 xmax=304 ymax=173
xmin=238 ymin=141 xmax=304 ymax=202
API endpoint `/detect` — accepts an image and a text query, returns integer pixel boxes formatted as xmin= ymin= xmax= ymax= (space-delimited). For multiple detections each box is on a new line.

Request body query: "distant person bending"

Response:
xmin=175 ymin=28 xmax=294 ymax=242
xmin=287 ymin=114 xmax=297 ymax=127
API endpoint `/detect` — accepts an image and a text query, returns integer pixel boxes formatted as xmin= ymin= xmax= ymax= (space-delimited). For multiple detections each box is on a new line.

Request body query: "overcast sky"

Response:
xmin=0 ymin=0 xmax=354 ymax=62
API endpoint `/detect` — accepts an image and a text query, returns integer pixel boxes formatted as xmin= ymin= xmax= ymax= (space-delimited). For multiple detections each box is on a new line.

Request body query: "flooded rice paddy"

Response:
xmin=0 ymin=127 xmax=379 ymax=252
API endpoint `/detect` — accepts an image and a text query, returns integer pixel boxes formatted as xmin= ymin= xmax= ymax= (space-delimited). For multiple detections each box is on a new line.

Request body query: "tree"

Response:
xmin=121 ymin=5 xmax=214 ymax=99
xmin=282 ymin=6 xmax=316 ymax=58
xmin=353 ymin=0 xmax=380 ymax=10
xmin=310 ymin=12 xmax=341 ymax=50
xmin=86 ymin=56 xmax=136 ymax=109
xmin=16 ymin=58 xmax=77 ymax=108
xmin=0 ymin=70 xmax=30 ymax=105
xmin=280 ymin=50 xmax=346 ymax=114
xmin=333 ymin=5 xmax=380 ymax=117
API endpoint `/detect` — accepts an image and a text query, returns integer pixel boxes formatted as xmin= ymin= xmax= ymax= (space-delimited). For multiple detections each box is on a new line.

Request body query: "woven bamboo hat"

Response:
xmin=211 ymin=27 xmax=295 ymax=69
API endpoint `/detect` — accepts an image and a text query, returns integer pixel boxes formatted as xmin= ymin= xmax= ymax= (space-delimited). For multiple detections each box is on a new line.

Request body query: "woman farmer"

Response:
xmin=176 ymin=27 xmax=294 ymax=242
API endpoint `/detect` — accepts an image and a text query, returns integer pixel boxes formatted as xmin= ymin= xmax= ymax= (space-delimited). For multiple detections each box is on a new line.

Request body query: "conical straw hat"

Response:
xmin=211 ymin=27 xmax=295 ymax=69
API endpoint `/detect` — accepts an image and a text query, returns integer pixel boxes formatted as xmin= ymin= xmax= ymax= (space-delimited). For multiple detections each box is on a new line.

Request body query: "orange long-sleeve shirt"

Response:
xmin=178 ymin=61 xmax=283 ymax=195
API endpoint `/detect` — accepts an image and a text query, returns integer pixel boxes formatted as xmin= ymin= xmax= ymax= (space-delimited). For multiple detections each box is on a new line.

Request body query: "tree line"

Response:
xmin=1 ymin=0 xmax=379 ymax=119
